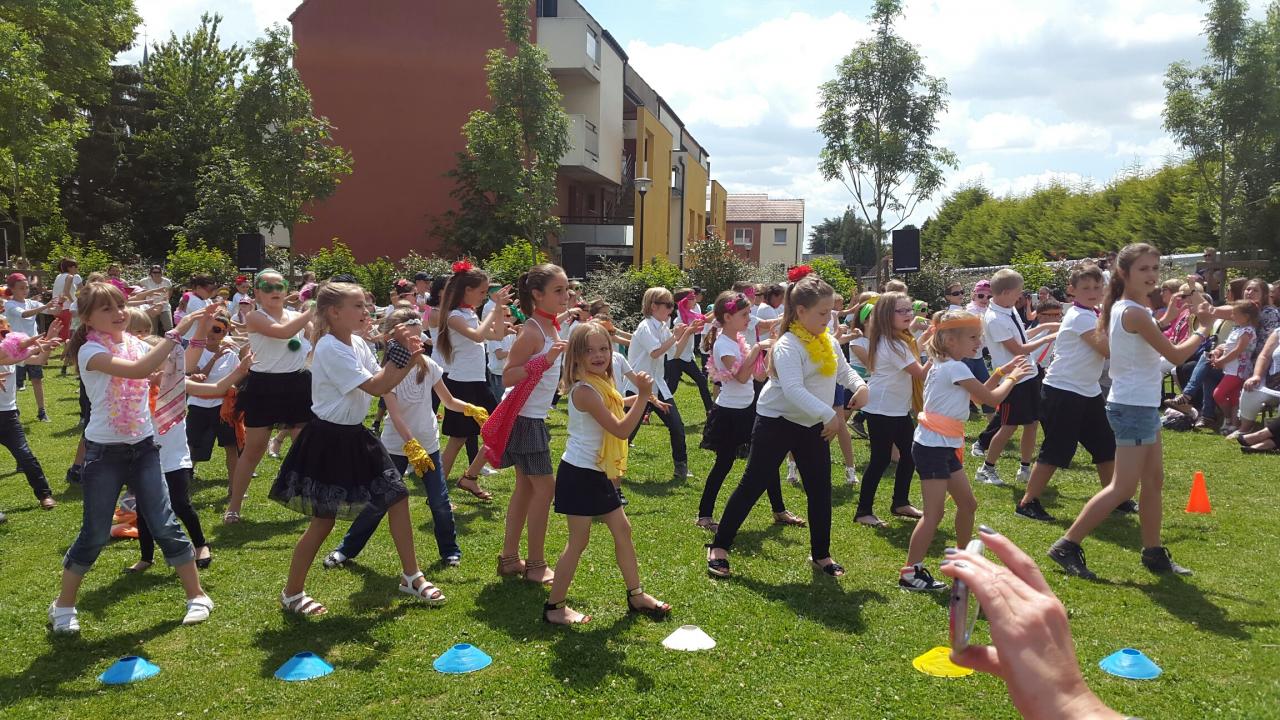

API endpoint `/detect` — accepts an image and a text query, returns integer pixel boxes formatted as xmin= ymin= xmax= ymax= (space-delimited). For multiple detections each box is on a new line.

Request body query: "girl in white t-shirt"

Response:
xmin=184 ymin=309 xmax=244 ymax=485
xmin=697 ymin=291 xmax=771 ymax=532
xmin=224 ymin=269 xmax=315 ymax=523
xmin=270 ymin=282 xmax=446 ymax=616
xmin=49 ymin=284 xmax=215 ymax=634
xmin=901 ymin=310 xmax=1029 ymax=592
xmin=542 ymin=322 xmax=667 ymax=625
xmin=857 ymin=292 xmax=931 ymax=527
xmin=1051 ymin=244 xmax=1211 ymax=580
xmin=627 ymin=288 xmax=700 ymax=480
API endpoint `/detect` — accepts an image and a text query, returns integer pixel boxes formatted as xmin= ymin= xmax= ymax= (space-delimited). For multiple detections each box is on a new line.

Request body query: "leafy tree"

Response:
xmin=818 ymin=0 xmax=957 ymax=250
xmin=395 ymin=251 xmax=455 ymax=281
xmin=484 ymin=241 xmax=548 ymax=286
xmin=684 ymin=231 xmax=754 ymax=301
xmin=921 ymin=184 xmax=991 ymax=260
xmin=356 ymin=256 xmax=398 ymax=304
xmin=432 ymin=0 xmax=570 ymax=258
xmin=44 ymin=235 xmax=112 ymax=275
xmin=183 ymin=147 xmax=261 ymax=245
xmin=807 ymin=257 xmax=857 ymax=298
xmin=164 ymin=235 xmax=237 ymax=285
xmin=1009 ymin=250 xmax=1056 ymax=294
xmin=307 ymin=239 xmax=361 ymax=281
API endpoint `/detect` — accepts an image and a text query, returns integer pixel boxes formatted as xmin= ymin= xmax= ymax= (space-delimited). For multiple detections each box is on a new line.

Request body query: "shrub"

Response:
xmin=307 ymin=239 xmax=360 ymax=282
xmin=684 ymin=234 xmax=753 ymax=300
xmin=395 ymin=251 xmax=454 ymax=282
xmin=484 ymin=241 xmax=548 ymax=286
xmin=356 ymin=256 xmax=399 ymax=304
xmin=579 ymin=256 xmax=688 ymax=332
xmin=904 ymin=263 xmax=961 ymax=311
xmin=165 ymin=235 xmax=237 ymax=286
xmin=44 ymin=236 xmax=112 ymax=276
xmin=807 ymin=257 xmax=856 ymax=298
xmin=1010 ymin=250 xmax=1056 ymax=295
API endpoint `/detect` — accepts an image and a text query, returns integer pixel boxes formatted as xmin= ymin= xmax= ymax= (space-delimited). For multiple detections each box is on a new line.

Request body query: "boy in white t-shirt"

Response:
xmin=974 ymin=269 xmax=1058 ymax=486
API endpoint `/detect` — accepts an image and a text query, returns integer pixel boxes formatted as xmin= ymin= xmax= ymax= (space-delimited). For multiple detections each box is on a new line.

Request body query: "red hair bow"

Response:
xmin=787 ymin=265 xmax=813 ymax=283
xmin=452 ymin=260 xmax=473 ymax=274
xmin=235 ymin=275 xmax=248 ymax=284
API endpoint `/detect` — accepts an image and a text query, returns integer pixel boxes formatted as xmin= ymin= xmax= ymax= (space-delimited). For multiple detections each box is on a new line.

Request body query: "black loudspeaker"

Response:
xmin=891 ymin=227 xmax=921 ymax=273
xmin=561 ymin=242 xmax=586 ymax=279
xmin=236 ymin=233 xmax=266 ymax=271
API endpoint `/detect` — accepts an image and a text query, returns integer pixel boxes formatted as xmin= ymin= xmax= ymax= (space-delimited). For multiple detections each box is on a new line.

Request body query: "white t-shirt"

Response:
xmin=183 ymin=294 xmax=208 ymax=339
xmin=1107 ymin=299 xmax=1162 ymax=407
xmin=441 ymin=309 xmax=486 ymax=381
xmin=54 ymin=273 xmax=82 ymax=302
xmin=756 ymin=331 xmax=863 ymax=426
xmin=0 ymin=363 xmax=17 ymax=412
xmin=984 ymin=303 xmax=1035 ymax=385
xmin=711 ymin=334 xmax=755 ymax=409
xmin=1043 ymin=305 xmax=1103 ymax=397
xmin=612 ymin=351 xmax=634 ymax=395
xmin=188 ymin=348 xmax=240 ymax=408
xmin=381 ymin=356 xmax=445 ymax=455
xmin=79 ymin=337 xmax=156 ymax=444
xmin=755 ymin=303 xmax=779 ymax=342
xmin=673 ymin=318 xmax=696 ymax=362
xmin=629 ymin=316 xmax=674 ymax=400
xmin=140 ymin=276 xmax=172 ymax=293
xmin=156 ymin=418 xmax=193 ymax=472
xmin=914 ymin=359 xmax=975 ymax=448
xmin=863 ymin=337 xmax=914 ymax=416
xmin=487 ymin=333 xmax=514 ymax=376
xmin=847 ymin=336 xmax=869 ymax=376
xmin=249 ymin=308 xmax=311 ymax=373
xmin=311 ymin=334 xmax=378 ymax=425
xmin=4 ymin=298 xmax=41 ymax=338
xmin=1223 ymin=326 xmax=1257 ymax=378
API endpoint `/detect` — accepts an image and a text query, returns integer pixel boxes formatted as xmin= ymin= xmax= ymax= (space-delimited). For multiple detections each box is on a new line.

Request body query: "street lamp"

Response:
xmin=634 ymin=176 xmax=652 ymax=267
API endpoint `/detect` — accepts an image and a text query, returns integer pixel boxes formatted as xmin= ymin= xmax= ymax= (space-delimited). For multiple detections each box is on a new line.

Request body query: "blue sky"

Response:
xmin=121 ymin=0 xmax=1257 ymax=245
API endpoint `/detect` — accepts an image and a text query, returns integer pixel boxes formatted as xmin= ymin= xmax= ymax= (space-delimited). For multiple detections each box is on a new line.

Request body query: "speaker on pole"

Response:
xmin=236 ymin=233 xmax=266 ymax=271
xmin=561 ymin=241 xmax=586 ymax=280
xmin=891 ymin=227 xmax=921 ymax=273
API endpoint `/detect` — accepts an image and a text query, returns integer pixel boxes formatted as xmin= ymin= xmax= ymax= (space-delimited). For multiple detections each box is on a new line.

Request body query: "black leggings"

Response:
xmin=856 ymin=413 xmax=915 ymax=516
xmin=137 ymin=468 xmax=206 ymax=563
xmin=666 ymin=358 xmax=714 ymax=412
xmin=712 ymin=416 xmax=833 ymax=561
xmin=627 ymin=397 xmax=687 ymax=463
xmin=699 ymin=447 xmax=785 ymax=519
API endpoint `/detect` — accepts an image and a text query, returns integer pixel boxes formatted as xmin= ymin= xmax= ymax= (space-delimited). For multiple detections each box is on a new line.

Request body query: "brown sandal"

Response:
xmin=456 ymin=474 xmax=493 ymax=502
xmin=773 ymin=510 xmax=807 ymax=527
xmin=497 ymin=553 xmax=525 ymax=578
xmin=524 ymin=559 xmax=554 ymax=586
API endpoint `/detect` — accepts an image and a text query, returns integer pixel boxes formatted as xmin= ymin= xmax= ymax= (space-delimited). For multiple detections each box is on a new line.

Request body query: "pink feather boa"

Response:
xmin=0 ymin=333 xmax=33 ymax=363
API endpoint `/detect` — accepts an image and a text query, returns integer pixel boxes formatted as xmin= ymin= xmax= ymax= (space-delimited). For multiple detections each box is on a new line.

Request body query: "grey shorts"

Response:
xmin=1105 ymin=402 xmax=1161 ymax=446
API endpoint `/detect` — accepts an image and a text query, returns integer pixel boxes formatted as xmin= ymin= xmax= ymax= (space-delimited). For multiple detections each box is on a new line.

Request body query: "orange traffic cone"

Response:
xmin=1185 ymin=471 xmax=1211 ymax=514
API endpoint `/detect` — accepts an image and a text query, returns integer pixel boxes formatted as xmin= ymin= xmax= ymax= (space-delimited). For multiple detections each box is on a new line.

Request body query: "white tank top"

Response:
xmin=519 ymin=319 xmax=563 ymax=419
xmin=440 ymin=309 xmax=486 ymax=382
xmin=561 ymin=381 xmax=604 ymax=471
xmin=1107 ymin=299 xmax=1162 ymax=407
xmin=249 ymin=308 xmax=310 ymax=373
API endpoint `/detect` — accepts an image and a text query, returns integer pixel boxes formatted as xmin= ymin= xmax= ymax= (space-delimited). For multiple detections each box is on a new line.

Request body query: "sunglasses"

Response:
xmin=257 ymin=281 xmax=287 ymax=292
xmin=210 ymin=325 xmax=227 ymax=334
xmin=974 ymin=293 xmax=990 ymax=299
xmin=946 ymin=290 xmax=963 ymax=296
xmin=654 ymin=301 xmax=674 ymax=308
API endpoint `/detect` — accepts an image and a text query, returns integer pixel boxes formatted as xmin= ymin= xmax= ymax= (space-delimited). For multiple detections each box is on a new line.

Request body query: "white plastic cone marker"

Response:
xmin=662 ymin=624 xmax=716 ymax=651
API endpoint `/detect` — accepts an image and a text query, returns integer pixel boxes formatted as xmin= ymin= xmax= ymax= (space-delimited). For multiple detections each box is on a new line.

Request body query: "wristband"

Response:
xmin=385 ymin=339 xmax=412 ymax=368
xmin=992 ymin=367 xmax=1004 ymax=379
xmin=163 ymin=330 xmax=188 ymax=349
xmin=189 ymin=338 xmax=208 ymax=348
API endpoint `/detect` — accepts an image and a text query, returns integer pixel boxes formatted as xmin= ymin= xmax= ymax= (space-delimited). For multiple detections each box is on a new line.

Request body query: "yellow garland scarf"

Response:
xmin=900 ymin=330 xmax=925 ymax=415
xmin=463 ymin=403 xmax=489 ymax=426
xmin=402 ymin=438 xmax=436 ymax=476
xmin=788 ymin=323 xmax=837 ymax=377
xmin=583 ymin=373 xmax=628 ymax=480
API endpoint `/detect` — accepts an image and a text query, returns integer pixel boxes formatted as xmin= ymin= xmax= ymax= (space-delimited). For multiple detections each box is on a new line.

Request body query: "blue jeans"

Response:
xmin=0 ymin=409 xmax=51 ymax=499
xmin=1182 ymin=353 xmax=1223 ymax=419
xmin=63 ymin=438 xmax=194 ymax=574
xmin=336 ymin=451 xmax=460 ymax=560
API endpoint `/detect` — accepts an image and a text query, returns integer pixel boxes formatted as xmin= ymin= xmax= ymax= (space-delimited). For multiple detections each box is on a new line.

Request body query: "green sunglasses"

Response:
xmin=257 ymin=281 xmax=288 ymax=292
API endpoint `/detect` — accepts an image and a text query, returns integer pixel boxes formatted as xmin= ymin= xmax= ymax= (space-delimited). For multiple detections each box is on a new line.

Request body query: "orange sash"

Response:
xmin=917 ymin=411 xmax=966 ymax=463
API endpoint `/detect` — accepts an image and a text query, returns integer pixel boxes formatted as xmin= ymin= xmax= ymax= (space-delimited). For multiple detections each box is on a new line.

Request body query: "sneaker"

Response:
xmin=976 ymin=464 xmax=1004 ymax=486
xmin=480 ymin=466 xmax=498 ymax=476
xmin=673 ymin=462 xmax=691 ymax=480
xmin=844 ymin=465 xmax=858 ymax=486
xmin=182 ymin=595 xmax=214 ymax=625
xmin=48 ymin=603 xmax=79 ymax=634
xmin=786 ymin=460 xmax=799 ymax=485
xmin=65 ymin=465 xmax=82 ymax=486
xmin=37 ymin=409 xmax=50 ymax=422
xmin=970 ymin=440 xmax=986 ymax=458
xmin=1047 ymin=538 xmax=1096 ymax=579
xmin=850 ymin=415 xmax=868 ymax=440
xmin=0 ymin=510 xmax=6 ymax=524
xmin=1015 ymin=498 xmax=1054 ymax=522
xmin=1113 ymin=499 xmax=1139 ymax=514
xmin=1141 ymin=546 xmax=1192 ymax=576
xmin=616 ymin=487 xmax=628 ymax=506
xmin=1015 ymin=465 xmax=1031 ymax=484
xmin=322 ymin=549 xmax=349 ymax=569
xmin=899 ymin=564 xmax=947 ymax=592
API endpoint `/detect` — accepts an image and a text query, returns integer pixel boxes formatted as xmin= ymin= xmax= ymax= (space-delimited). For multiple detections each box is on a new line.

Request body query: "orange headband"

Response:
xmin=934 ymin=315 xmax=983 ymax=331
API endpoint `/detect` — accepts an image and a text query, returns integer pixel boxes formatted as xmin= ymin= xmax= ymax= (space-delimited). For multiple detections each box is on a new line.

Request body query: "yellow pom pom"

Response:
xmin=463 ymin=403 xmax=489 ymax=426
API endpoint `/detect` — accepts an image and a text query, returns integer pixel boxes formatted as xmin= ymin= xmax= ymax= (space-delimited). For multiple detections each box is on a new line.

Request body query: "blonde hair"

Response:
xmin=990 ymin=268 xmax=1023 ymax=296
xmin=641 ymin=287 xmax=673 ymax=317
xmin=310 ymin=281 xmax=364 ymax=346
xmin=563 ymin=321 xmax=613 ymax=385
xmin=382 ymin=306 xmax=431 ymax=383
xmin=866 ymin=291 xmax=909 ymax=373
xmin=925 ymin=309 xmax=981 ymax=362
xmin=884 ymin=279 xmax=907 ymax=293
xmin=66 ymin=282 xmax=127 ymax=363
xmin=126 ymin=307 xmax=154 ymax=336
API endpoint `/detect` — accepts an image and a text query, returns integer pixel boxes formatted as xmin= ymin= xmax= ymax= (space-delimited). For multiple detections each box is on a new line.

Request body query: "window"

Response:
xmin=773 ymin=228 xmax=788 ymax=245
xmin=734 ymin=228 xmax=753 ymax=246
xmin=586 ymin=30 xmax=599 ymax=64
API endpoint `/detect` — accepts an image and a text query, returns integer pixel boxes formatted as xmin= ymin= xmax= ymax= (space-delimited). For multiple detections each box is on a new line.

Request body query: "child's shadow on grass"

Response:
xmin=252 ymin=603 xmax=411 ymax=678
xmin=212 ymin=517 xmax=308 ymax=549
xmin=546 ymin=614 xmax=654 ymax=692
xmin=77 ymin=570 xmax=172 ymax=617
xmin=734 ymin=574 xmax=888 ymax=635
xmin=1116 ymin=574 xmax=1275 ymax=641
xmin=731 ymin=523 xmax=797 ymax=555
xmin=0 ymin=619 xmax=179 ymax=707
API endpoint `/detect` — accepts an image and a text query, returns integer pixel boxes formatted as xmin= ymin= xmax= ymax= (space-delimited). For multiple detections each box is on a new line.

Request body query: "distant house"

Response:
xmin=725 ymin=194 xmax=804 ymax=268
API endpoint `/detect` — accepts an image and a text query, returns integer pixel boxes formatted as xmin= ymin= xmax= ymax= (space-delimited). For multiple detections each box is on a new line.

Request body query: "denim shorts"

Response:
xmin=1105 ymin=402 xmax=1161 ymax=446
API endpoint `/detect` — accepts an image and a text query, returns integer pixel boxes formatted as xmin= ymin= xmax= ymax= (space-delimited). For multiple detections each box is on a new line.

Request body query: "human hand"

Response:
xmin=45 ymin=319 xmax=63 ymax=339
xmin=174 ymin=305 xmax=211 ymax=334
xmin=391 ymin=323 xmax=425 ymax=356
xmin=650 ymin=398 xmax=671 ymax=413
xmin=821 ymin=412 xmax=843 ymax=441
xmin=492 ymin=285 xmax=513 ymax=308
xmin=632 ymin=371 xmax=654 ymax=397
xmin=545 ymin=339 xmax=568 ymax=365
xmin=1244 ymin=375 xmax=1262 ymax=391
xmin=941 ymin=528 xmax=1121 ymax=720
xmin=1007 ymin=356 xmax=1033 ymax=382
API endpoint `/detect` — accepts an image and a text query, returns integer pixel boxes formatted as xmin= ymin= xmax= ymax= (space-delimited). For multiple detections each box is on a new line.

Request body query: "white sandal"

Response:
xmin=182 ymin=595 xmax=214 ymax=625
xmin=399 ymin=571 xmax=446 ymax=606
xmin=280 ymin=589 xmax=327 ymax=616
xmin=48 ymin=603 xmax=79 ymax=634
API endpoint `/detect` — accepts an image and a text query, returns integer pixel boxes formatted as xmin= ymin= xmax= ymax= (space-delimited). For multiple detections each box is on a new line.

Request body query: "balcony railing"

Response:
xmin=560 ymin=114 xmax=601 ymax=174
xmin=559 ymin=216 xmax=633 ymax=247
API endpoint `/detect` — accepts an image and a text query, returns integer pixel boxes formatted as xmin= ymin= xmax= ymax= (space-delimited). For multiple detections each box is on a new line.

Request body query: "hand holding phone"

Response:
xmin=949 ymin=538 xmax=985 ymax=652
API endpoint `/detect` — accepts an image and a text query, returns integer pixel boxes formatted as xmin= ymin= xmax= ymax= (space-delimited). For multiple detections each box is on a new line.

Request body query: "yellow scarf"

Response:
xmin=584 ymin=373 xmax=628 ymax=480
xmin=901 ymin=330 xmax=925 ymax=414
xmin=788 ymin=323 xmax=837 ymax=377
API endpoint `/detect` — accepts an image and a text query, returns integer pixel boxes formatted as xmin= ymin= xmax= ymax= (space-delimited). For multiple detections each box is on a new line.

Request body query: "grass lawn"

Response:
xmin=0 ymin=371 xmax=1277 ymax=719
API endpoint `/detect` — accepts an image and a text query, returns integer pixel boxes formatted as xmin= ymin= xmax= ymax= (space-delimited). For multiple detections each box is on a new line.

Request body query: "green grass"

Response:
xmin=0 ymin=372 xmax=1277 ymax=719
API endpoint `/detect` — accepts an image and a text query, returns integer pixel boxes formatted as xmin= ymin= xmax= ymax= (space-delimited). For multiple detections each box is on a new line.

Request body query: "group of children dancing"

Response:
xmin=31 ymin=241 xmax=1262 ymax=635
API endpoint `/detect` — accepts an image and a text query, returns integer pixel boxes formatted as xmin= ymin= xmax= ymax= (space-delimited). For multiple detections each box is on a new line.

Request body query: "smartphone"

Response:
xmin=948 ymin=538 xmax=985 ymax=652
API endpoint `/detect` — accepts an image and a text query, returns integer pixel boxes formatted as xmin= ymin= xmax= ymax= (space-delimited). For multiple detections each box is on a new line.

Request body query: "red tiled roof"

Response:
xmin=726 ymin=194 xmax=804 ymax=223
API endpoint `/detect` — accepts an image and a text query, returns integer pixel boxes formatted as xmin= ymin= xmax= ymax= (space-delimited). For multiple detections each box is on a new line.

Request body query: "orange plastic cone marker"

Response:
xmin=1185 ymin=471 xmax=1211 ymax=514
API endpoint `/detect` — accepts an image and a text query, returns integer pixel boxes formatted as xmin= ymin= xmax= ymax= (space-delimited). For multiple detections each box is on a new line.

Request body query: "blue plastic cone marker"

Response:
xmin=433 ymin=643 xmax=493 ymax=674
xmin=1099 ymin=648 xmax=1162 ymax=680
xmin=274 ymin=651 xmax=334 ymax=682
xmin=99 ymin=656 xmax=161 ymax=685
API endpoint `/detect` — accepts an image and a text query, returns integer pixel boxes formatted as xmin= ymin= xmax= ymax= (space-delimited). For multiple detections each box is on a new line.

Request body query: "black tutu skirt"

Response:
xmin=441 ymin=376 xmax=497 ymax=438
xmin=700 ymin=404 xmax=755 ymax=453
xmin=554 ymin=461 xmax=622 ymax=517
xmin=236 ymin=369 xmax=314 ymax=428
xmin=268 ymin=419 xmax=408 ymax=519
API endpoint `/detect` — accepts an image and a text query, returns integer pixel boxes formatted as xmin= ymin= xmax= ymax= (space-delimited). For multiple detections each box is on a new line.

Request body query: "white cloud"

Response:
xmin=963 ymin=112 xmax=1112 ymax=153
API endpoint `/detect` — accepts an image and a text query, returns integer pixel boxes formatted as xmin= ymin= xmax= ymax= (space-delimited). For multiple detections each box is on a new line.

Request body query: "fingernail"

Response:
xmin=979 ymin=525 xmax=998 ymax=535
xmin=943 ymin=547 xmax=958 ymax=555
xmin=953 ymin=560 xmax=969 ymax=569
xmin=939 ymin=559 xmax=952 ymax=567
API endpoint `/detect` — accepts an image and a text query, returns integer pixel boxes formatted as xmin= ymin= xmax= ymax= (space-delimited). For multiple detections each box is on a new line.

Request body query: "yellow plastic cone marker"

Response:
xmin=913 ymin=646 xmax=974 ymax=678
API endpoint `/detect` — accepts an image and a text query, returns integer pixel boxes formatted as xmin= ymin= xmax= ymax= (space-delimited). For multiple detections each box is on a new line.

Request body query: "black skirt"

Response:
xmin=186 ymin=404 xmax=239 ymax=461
xmin=441 ymin=376 xmax=497 ymax=438
xmin=554 ymin=461 xmax=622 ymax=517
xmin=700 ymin=404 xmax=755 ymax=453
xmin=236 ymin=369 xmax=314 ymax=428
xmin=268 ymin=419 xmax=408 ymax=519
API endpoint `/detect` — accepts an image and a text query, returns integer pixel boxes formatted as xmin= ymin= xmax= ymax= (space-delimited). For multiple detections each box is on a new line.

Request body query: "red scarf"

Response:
xmin=534 ymin=308 xmax=561 ymax=331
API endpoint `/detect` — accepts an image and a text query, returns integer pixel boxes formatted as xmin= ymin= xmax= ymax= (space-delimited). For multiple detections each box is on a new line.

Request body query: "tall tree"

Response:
xmin=432 ymin=0 xmax=570 ymax=258
xmin=817 ymin=0 xmax=957 ymax=250
xmin=920 ymin=184 xmax=992 ymax=260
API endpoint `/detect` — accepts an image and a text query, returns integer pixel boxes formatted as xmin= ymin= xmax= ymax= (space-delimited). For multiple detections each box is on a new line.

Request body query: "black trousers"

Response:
xmin=627 ymin=395 xmax=688 ymax=463
xmin=137 ymin=468 xmax=206 ymax=562
xmin=711 ymin=415 xmax=833 ymax=561
xmin=856 ymin=413 xmax=915 ymax=516
xmin=665 ymin=357 xmax=714 ymax=412
xmin=0 ymin=409 xmax=50 ymax=499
